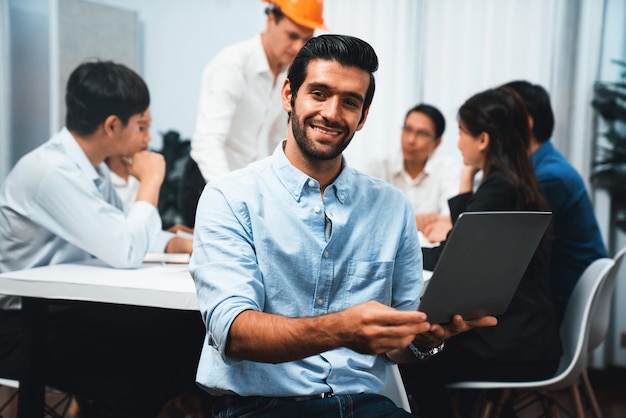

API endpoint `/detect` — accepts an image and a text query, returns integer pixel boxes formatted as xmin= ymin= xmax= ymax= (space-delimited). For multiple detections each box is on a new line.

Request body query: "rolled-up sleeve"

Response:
xmin=190 ymin=183 xmax=264 ymax=360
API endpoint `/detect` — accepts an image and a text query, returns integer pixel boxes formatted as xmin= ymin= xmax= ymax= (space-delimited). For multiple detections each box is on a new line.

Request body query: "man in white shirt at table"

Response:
xmin=368 ymin=103 xmax=460 ymax=244
xmin=0 ymin=61 xmax=206 ymax=418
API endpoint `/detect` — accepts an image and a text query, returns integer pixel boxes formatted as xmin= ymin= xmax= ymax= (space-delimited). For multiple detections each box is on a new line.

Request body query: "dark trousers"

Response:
xmin=214 ymin=393 xmax=417 ymax=418
xmin=0 ymin=303 xmax=207 ymax=418
xmin=178 ymin=156 xmax=206 ymax=228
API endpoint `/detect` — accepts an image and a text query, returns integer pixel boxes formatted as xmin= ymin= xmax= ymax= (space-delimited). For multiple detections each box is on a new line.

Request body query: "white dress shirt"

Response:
xmin=191 ymin=34 xmax=288 ymax=182
xmin=368 ymin=151 xmax=461 ymax=215
xmin=0 ymin=128 xmax=161 ymax=309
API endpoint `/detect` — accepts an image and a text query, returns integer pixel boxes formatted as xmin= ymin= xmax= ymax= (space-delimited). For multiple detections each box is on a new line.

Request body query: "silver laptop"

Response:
xmin=418 ymin=211 xmax=552 ymax=324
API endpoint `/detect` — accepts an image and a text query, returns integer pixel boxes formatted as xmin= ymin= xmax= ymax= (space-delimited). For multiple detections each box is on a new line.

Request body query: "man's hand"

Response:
xmin=415 ymin=213 xmax=439 ymax=231
xmin=387 ymin=314 xmax=497 ymax=363
xmin=414 ymin=314 xmax=497 ymax=347
xmin=130 ymin=151 xmax=165 ymax=207
xmin=422 ymin=218 xmax=452 ymax=243
xmin=129 ymin=150 xmax=166 ymax=186
xmin=337 ymin=301 xmax=431 ymax=355
xmin=165 ymin=236 xmax=193 ymax=254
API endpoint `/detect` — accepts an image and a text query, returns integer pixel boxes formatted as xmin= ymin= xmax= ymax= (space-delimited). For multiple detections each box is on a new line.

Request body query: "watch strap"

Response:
xmin=408 ymin=341 xmax=445 ymax=360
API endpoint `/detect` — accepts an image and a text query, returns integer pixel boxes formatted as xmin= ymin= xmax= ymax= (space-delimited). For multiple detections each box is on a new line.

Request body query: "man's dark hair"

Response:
xmin=287 ymin=34 xmax=379 ymax=123
xmin=65 ymin=61 xmax=150 ymax=136
xmin=502 ymin=80 xmax=554 ymax=143
xmin=265 ymin=3 xmax=286 ymax=23
xmin=406 ymin=103 xmax=446 ymax=138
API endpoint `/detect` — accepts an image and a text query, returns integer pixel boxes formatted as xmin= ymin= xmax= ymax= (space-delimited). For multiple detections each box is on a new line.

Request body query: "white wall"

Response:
xmin=108 ymin=0 xmax=266 ymax=149
xmin=0 ymin=0 xmax=9 ymax=181
xmin=9 ymin=0 xmax=51 ymax=167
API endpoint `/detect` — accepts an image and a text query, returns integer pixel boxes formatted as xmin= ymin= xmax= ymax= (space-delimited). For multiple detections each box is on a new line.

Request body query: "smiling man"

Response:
xmin=180 ymin=0 xmax=326 ymax=227
xmin=190 ymin=34 xmax=496 ymax=418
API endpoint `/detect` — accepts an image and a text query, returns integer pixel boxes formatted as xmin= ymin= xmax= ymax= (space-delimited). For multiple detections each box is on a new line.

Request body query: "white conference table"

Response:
xmin=0 ymin=259 xmax=196 ymax=418
xmin=0 ymin=259 xmax=432 ymax=418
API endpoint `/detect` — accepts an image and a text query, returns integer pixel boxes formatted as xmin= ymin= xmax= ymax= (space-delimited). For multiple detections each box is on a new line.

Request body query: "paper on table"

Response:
xmin=143 ymin=252 xmax=190 ymax=264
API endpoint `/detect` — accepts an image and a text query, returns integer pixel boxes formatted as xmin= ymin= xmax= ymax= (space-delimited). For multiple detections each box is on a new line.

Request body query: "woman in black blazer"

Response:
xmin=401 ymin=87 xmax=562 ymax=418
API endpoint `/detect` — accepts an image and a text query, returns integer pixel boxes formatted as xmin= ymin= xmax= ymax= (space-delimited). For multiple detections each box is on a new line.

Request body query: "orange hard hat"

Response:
xmin=262 ymin=0 xmax=326 ymax=30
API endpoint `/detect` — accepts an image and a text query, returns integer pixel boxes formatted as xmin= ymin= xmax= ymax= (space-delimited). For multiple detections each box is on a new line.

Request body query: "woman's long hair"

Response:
xmin=458 ymin=87 xmax=548 ymax=211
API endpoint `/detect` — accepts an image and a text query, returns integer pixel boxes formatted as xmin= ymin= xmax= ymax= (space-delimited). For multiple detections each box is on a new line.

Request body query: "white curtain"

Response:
xmin=324 ymin=0 xmax=606 ymax=179
xmin=324 ymin=0 xmax=424 ymax=171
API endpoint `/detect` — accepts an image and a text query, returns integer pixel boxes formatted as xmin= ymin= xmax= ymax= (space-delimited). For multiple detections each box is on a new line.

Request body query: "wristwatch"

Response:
xmin=408 ymin=341 xmax=445 ymax=360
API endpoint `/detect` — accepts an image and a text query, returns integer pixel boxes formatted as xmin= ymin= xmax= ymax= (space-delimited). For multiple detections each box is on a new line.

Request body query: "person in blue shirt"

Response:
xmin=503 ymin=80 xmax=608 ymax=320
xmin=190 ymin=34 xmax=496 ymax=418
xmin=0 ymin=61 xmax=207 ymax=418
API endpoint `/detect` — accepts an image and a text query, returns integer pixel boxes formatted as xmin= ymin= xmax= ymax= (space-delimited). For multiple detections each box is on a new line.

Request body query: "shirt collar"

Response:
xmin=252 ymin=34 xmax=282 ymax=78
xmin=531 ymin=140 xmax=554 ymax=168
xmin=393 ymin=150 xmax=434 ymax=180
xmin=59 ymin=127 xmax=108 ymax=189
xmin=271 ymin=142 xmax=351 ymax=204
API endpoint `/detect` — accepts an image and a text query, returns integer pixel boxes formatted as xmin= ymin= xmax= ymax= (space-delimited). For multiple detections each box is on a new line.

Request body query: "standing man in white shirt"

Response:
xmin=368 ymin=104 xmax=460 ymax=243
xmin=0 ymin=61 xmax=207 ymax=418
xmin=179 ymin=0 xmax=326 ymax=227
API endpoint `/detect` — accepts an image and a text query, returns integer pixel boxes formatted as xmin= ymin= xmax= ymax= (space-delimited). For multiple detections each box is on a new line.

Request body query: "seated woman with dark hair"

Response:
xmin=400 ymin=86 xmax=562 ymax=418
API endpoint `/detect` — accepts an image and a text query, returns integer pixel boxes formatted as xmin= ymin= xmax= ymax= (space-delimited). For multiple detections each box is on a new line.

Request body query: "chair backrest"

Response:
xmin=553 ymin=257 xmax=614 ymax=387
xmin=381 ymin=364 xmax=411 ymax=412
xmin=588 ymin=247 xmax=626 ymax=353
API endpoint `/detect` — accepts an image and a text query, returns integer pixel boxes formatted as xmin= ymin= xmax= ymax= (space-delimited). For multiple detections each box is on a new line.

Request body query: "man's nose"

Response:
xmin=319 ymin=97 xmax=341 ymax=120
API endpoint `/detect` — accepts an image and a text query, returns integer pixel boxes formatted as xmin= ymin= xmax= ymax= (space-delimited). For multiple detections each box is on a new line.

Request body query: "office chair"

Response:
xmin=580 ymin=246 xmax=626 ymax=417
xmin=381 ymin=364 xmax=412 ymax=413
xmin=446 ymin=256 xmax=616 ymax=418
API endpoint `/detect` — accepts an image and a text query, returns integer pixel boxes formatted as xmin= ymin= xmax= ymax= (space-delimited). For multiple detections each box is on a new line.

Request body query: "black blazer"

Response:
xmin=423 ymin=170 xmax=562 ymax=363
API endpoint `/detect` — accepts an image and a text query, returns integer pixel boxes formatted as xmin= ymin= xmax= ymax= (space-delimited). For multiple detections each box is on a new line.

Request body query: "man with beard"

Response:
xmin=190 ymin=34 xmax=495 ymax=418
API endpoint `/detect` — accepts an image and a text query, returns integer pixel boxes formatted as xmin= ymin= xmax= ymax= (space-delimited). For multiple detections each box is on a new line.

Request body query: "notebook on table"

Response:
xmin=418 ymin=211 xmax=552 ymax=324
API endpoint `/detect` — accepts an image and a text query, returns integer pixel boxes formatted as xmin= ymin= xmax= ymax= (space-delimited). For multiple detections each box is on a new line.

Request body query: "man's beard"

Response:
xmin=291 ymin=105 xmax=355 ymax=161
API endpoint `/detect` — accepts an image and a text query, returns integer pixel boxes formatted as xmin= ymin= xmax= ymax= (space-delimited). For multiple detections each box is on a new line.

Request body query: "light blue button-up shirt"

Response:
xmin=0 ymin=128 xmax=161 ymax=309
xmin=191 ymin=143 xmax=423 ymax=396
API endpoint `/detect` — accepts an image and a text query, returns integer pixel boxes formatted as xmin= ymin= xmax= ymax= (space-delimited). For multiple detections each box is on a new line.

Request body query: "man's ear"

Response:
xmin=281 ymin=79 xmax=293 ymax=113
xmin=103 ymin=115 xmax=119 ymax=137
xmin=355 ymin=106 xmax=370 ymax=132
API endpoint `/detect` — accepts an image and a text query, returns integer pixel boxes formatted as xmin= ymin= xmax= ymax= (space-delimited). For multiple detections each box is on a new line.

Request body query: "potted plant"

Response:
xmin=591 ymin=59 xmax=626 ymax=231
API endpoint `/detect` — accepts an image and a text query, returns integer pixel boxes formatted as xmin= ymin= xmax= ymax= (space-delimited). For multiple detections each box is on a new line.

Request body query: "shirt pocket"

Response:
xmin=344 ymin=260 xmax=394 ymax=306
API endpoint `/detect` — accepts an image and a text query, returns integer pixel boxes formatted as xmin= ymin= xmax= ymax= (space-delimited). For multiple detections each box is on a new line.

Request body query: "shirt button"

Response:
xmin=317 ymin=298 xmax=324 ymax=306
xmin=323 ymin=251 xmax=329 ymax=258
xmin=314 ymin=206 xmax=321 ymax=213
xmin=339 ymin=194 xmax=346 ymax=201
xmin=308 ymin=180 xmax=315 ymax=187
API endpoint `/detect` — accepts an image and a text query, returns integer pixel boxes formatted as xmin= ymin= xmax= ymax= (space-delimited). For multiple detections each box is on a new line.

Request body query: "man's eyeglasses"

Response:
xmin=401 ymin=126 xmax=436 ymax=141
